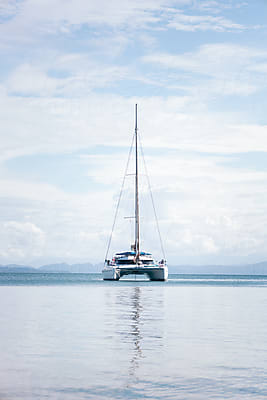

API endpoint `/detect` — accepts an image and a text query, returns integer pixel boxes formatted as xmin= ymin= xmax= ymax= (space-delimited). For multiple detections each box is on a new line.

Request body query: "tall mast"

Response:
xmin=135 ymin=104 xmax=140 ymax=263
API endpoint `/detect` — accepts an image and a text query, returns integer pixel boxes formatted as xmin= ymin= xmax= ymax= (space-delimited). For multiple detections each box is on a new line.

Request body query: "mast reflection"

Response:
xmin=114 ymin=284 xmax=164 ymax=387
xmin=129 ymin=286 xmax=143 ymax=378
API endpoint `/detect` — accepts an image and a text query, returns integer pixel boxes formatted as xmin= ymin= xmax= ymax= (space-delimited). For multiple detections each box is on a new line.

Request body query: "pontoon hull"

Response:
xmin=102 ymin=265 xmax=168 ymax=281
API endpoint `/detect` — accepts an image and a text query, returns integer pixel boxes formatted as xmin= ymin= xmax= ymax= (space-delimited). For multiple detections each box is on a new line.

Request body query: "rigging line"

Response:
xmin=138 ymin=132 xmax=166 ymax=260
xmin=104 ymin=133 xmax=135 ymax=263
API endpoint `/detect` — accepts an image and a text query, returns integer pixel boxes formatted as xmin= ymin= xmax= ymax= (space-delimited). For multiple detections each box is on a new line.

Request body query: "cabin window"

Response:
xmin=116 ymin=259 xmax=136 ymax=265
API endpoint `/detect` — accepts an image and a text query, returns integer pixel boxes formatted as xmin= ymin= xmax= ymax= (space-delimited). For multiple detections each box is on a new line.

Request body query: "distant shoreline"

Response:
xmin=1 ymin=261 xmax=267 ymax=275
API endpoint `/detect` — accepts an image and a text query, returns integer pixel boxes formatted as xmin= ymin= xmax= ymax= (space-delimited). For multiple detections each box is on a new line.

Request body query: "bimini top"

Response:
xmin=115 ymin=251 xmax=152 ymax=256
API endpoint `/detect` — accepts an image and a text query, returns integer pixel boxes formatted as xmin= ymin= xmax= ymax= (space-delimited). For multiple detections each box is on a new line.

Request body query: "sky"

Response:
xmin=1 ymin=0 xmax=267 ymax=266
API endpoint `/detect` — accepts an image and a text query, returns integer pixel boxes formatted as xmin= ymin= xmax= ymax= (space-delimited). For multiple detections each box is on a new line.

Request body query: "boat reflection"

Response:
xmin=114 ymin=284 xmax=164 ymax=385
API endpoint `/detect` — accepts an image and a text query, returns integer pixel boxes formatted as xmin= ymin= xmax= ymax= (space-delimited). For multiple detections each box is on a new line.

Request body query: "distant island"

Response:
xmin=0 ymin=261 xmax=267 ymax=275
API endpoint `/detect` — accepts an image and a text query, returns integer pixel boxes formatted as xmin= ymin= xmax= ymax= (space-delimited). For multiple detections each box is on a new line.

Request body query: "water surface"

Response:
xmin=0 ymin=273 xmax=266 ymax=399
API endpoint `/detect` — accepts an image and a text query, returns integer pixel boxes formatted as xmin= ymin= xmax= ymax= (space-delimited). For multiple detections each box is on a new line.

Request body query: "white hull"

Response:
xmin=102 ymin=267 xmax=120 ymax=281
xmin=102 ymin=265 xmax=168 ymax=281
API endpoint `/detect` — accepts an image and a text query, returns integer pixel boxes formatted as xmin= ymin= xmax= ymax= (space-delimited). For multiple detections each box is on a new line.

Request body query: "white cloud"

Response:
xmin=143 ymin=43 xmax=267 ymax=95
xmin=6 ymin=60 xmax=130 ymax=97
xmin=0 ymin=221 xmax=45 ymax=261
xmin=143 ymin=43 xmax=264 ymax=75
xmin=0 ymin=0 xmax=190 ymax=43
xmin=168 ymin=10 xmax=245 ymax=32
xmin=0 ymin=178 xmax=68 ymax=201
xmin=0 ymin=0 xmax=250 ymax=49
xmin=248 ymin=63 xmax=267 ymax=74
xmin=1 ymin=92 xmax=267 ymax=165
xmin=7 ymin=64 xmax=61 ymax=96
xmin=193 ymin=1 xmax=248 ymax=13
xmin=0 ymin=0 xmax=21 ymax=19
xmin=0 ymin=177 xmax=116 ymax=264
xmin=4 ymin=38 xmax=265 ymax=106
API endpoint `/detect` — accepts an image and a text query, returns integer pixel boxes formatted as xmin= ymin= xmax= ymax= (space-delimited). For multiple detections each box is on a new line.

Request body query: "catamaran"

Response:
xmin=102 ymin=105 xmax=168 ymax=281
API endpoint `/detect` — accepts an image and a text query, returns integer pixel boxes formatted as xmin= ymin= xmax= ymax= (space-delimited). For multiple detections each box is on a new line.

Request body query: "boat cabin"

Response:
xmin=112 ymin=251 xmax=155 ymax=266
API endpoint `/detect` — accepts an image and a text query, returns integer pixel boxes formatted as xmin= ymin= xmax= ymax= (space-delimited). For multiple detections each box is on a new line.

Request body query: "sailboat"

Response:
xmin=102 ymin=105 xmax=168 ymax=281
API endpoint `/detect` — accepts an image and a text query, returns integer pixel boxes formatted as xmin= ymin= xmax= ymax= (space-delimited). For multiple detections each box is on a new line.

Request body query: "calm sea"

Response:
xmin=0 ymin=273 xmax=266 ymax=399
